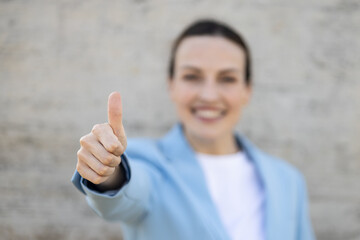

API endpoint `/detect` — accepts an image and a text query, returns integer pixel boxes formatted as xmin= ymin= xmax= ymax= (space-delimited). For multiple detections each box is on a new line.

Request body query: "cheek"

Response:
xmin=172 ymin=84 xmax=197 ymax=105
xmin=225 ymin=93 xmax=248 ymax=113
xmin=172 ymin=88 xmax=197 ymax=121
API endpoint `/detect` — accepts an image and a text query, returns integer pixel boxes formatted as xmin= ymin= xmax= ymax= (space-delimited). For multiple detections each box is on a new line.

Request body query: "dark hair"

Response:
xmin=168 ymin=19 xmax=252 ymax=86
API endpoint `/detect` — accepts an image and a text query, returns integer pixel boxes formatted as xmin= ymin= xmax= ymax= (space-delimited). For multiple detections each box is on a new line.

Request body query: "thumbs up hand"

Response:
xmin=76 ymin=92 xmax=127 ymax=187
xmin=108 ymin=92 xmax=127 ymax=151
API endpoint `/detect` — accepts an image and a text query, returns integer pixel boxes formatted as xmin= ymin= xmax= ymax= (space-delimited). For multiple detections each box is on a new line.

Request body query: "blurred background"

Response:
xmin=1 ymin=0 xmax=359 ymax=239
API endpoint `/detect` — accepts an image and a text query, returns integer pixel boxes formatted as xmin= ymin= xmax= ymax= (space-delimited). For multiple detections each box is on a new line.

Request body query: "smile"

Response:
xmin=191 ymin=108 xmax=226 ymax=122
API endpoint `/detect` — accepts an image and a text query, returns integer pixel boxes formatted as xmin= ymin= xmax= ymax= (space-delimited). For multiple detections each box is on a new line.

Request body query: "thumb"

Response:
xmin=108 ymin=92 xmax=126 ymax=144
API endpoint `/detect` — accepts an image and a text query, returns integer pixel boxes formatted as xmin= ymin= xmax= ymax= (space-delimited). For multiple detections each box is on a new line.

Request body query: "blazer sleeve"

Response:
xmin=71 ymin=153 xmax=154 ymax=224
xmin=296 ymin=175 xmax=316 ymax=240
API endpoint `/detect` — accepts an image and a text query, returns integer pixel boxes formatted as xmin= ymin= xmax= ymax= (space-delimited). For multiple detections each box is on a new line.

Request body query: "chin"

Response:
xmin=187 ymin=125 xmax=225 ymax=142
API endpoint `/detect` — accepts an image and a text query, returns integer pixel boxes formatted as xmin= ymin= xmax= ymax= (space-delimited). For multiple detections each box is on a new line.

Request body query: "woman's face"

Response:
xmin=169 ymin=36 xmax=251 ymax=142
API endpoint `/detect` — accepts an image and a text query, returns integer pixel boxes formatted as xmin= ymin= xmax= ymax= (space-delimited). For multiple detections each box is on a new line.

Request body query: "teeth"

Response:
xmin=195 ymin=109 xmax=222 ymax=119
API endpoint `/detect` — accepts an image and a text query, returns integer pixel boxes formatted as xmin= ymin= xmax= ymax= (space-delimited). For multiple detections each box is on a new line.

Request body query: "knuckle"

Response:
xmin=114 ymin=156 xmax=121 ymax=165
xmin=91 ymin=124 xmax=101 ymax=133
xmin=77 ymin=149 xmax=86 ymax=162
xmin=93 ymin=176 xmax=105 ymax=185
xmin=103 ymin=154 xmax=114 ymax=165
xmin=107 ymin=142 xmax=120 ymax=153
xmin=79 ymin=134 xmax=91 ymax=146
xmin=76 ymin=162 xmax=83 ymax=173
xmin=76 ymin=149 xmax=82 ymax=158
xmin=79 ymin=136 xmax=86 ymax=145
xmin=98 ymin=165 xmax=110 ymax=176
xmin=119 ymin=144 xmax=126 ymax=155
xmin=91 ymin=123 xmax=107 ymax=135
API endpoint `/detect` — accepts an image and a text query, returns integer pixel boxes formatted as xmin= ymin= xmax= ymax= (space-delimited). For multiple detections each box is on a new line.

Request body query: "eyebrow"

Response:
xmin=179 ymin=65 xmax=242 ymax=74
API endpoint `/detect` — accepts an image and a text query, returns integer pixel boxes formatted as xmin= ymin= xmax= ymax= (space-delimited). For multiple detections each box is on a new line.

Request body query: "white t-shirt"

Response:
xmin=196 ymin=151 xmax=264 ymax=240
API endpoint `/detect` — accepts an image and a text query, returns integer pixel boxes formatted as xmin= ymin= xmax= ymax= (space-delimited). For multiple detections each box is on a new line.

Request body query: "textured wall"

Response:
xmin=1 ymin=0 xmax=359 ymax=239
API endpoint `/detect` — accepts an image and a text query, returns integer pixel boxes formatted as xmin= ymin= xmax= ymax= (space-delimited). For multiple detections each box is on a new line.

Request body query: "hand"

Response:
xmin=76 ymin=92 xmax=127 ymax=186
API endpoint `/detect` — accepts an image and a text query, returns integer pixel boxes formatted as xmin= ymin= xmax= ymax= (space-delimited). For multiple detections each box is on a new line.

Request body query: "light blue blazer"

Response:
xmin=72 ymin=124 xmax=315 ymax=240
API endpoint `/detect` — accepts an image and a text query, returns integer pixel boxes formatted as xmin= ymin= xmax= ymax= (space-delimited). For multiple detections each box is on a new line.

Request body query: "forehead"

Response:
xmin=175 ymin=36 xmax=246 ymax=70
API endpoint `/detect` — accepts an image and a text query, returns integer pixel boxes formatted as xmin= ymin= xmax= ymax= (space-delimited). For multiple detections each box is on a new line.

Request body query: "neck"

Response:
xmin=185 ymin=130 xmax=239 ymax=155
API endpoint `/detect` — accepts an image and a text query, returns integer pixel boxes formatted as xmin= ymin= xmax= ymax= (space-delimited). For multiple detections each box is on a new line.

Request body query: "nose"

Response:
xmin=198 ymin=80 xmax=219 ymax=102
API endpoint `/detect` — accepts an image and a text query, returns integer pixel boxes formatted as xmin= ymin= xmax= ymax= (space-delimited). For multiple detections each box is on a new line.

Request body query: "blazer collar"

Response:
xmin=158 ymin=123 xmax=282 ymax=240
xmin=159 ymin=123 xmax=263 ymax=166
xmin=158 ymin=123 xmax=196 ymax=163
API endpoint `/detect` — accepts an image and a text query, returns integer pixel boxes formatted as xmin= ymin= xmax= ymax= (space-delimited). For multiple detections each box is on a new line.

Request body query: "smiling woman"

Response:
xmin=71 ymin=19 xmax=316 ymax=240
xmin=169 ymin=36 xmax=251 ymax=154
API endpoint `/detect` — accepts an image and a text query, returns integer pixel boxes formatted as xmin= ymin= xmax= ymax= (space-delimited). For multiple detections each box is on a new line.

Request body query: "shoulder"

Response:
xmin=256 ymin=150 xmax=309 ymax=204
xmin=239 ymin=135 xmax=306 ymax=189
xmin=126 ymin=138 xmax=162 ymax=159
xmin=252 ymin=148 xmax=310 ymax=211
xmin=261 ymin=151 xmax=306 ymax=185
xmin=125 ymin=125 xmax=187 ymax=162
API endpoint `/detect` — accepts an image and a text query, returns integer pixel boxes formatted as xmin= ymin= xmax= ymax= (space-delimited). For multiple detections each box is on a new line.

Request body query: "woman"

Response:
xmin=72 ymin=19 xmax=315 ymax=240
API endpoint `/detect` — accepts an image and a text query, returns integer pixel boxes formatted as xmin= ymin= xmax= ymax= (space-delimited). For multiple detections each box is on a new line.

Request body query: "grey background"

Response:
xmin=1 ymin=0 xmax=359 ymax=239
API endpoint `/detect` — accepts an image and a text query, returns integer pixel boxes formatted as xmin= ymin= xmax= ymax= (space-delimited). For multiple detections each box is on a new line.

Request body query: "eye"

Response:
xmin=220 ymin=76 xmax=237 ymax=83
xmin=183 ymin=74 xmax=200 ymax=81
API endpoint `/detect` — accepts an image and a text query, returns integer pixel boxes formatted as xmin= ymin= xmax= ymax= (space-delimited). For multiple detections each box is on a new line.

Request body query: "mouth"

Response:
xmin=191 ymin=107 xmax=226 ymax=122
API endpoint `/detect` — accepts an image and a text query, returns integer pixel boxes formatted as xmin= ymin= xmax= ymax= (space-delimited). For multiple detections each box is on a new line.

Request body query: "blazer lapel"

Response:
xmin=158 ymin=124 xmax=287 ymax=240
xmin=237 ymin=135 xmax=287 ymax=240
xmin=158 ymin=124 xmax=231 ymax=240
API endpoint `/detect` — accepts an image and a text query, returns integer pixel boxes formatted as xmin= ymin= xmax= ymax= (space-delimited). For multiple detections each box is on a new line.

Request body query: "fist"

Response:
xmin=76 ymin=92 xmax=127 ymax=185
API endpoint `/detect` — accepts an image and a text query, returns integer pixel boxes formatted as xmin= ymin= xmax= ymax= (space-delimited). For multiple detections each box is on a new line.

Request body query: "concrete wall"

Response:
xmin=1 ymin=0 xmax=359 ymax=239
